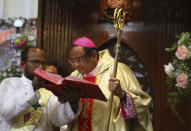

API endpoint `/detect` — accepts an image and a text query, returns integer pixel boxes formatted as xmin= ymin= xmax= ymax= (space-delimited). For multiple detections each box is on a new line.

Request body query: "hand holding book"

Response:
xmin=33 ymin=68 xmax=107 ymax=102
xmin=52 ymin=84 xmax=83 ymax=113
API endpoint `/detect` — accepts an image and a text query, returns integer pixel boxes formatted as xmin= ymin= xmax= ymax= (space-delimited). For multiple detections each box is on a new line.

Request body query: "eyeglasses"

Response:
xmin=68 ymin=55 xmax=87 ymax=65
xmin=26 ymin=59 xmax=46 ymax=67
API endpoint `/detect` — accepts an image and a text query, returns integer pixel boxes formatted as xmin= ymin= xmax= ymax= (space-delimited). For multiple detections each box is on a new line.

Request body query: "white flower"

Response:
xmin=15 ymin=50 xmax=21 ymax=57
xmin=2 ymin=72 xmax=7 ymax=77
xmin=164 ymin=63 xmax=175 ymax=77
xmin=28 ymin=36 xmax=35 ymax=41
xmin=31 ymin=41 xmax=36 ymax=46
xmin=13 ymin=19 xmax=23 ymax=27
xmin=7 ymin=68 xmax=11 ymax=72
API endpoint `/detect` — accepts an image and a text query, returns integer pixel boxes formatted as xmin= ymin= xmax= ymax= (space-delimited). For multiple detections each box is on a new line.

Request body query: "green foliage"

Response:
xmin=32 ymin=101 xmax=42 ymax=110
xmin=165 ymin=43 xmax=178 ymax=51
xmin=0 ymin=17 xmax=36 ymax=83
xmin=166 ymin=75 xmax=174 ymax=87
xmin=0 ymin=17 xmax=37 ymax=28
xmin=11 ymin=34 xmax=36 ymax=51
xmin=0 ymin=65 xmax=23 ymax=83
xmin=164 ymin=32 xmax=191 ymax=124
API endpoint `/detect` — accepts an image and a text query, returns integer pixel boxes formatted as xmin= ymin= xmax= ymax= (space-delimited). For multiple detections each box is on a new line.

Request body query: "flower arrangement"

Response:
xmin=8 ymin=17 xmax=37 ymax=50
xmin=0 ymin=17 xmax=37 ymax=28
xmin=9 ymin=34 xmax=36 ymax=50
xmin=164 ymin=32 xmax=191 ymax=124
xmin=0 ymin=64 xmax=23 ymax=83
xmin=0 ymin=17 xmax=37 ymax=83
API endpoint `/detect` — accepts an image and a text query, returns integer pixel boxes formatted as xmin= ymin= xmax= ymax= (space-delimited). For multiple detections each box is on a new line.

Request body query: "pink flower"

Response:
xmin=7 ymin=21 xmax=13 ymax=26
xmin=175 ymin=45 xmax=190 ymax=61
xmin=32 ymin=20 xmax=36 ymax=26
xmin=8 ymin=73 xmax=14 ymax=77
xmin=176 ymin=74 xmax=188 ymax=89
xmin=16 ymin=68 xmax=22 ymax=72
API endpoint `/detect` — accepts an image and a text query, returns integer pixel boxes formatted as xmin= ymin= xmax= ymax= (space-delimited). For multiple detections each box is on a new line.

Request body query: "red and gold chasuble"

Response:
xmin=78 ymin=75 xmax=96 ymax=131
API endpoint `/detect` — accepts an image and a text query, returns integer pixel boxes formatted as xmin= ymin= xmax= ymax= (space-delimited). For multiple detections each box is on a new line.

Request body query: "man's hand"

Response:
xmin=108 ymin=74 xmax=125 ymax=99
xmin=32 ymin=77 xmax=43 ymax=91
xmin=64 ymin=84 xmax=83 ymax=113
xmin=64 ymin=84 xmax=83 ymax=105
xmin=47 ymin=84 xmax=83 ymax=113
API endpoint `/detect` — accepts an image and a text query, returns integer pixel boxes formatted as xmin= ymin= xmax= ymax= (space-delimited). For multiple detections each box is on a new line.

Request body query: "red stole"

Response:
xmin=78 ymin=75 xmax=96 ymax=131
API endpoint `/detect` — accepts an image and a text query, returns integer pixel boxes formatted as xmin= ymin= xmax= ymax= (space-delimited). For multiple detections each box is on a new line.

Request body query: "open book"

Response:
xmin=33 ymin=68 xmax=107 ymax=101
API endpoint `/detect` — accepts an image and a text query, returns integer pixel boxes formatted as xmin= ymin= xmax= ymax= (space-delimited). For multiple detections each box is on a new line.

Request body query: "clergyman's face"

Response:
xmin=69 ymin=46 xmax=98 ymax=74
xmin=21 ymin=48 xmax=46 ymax=80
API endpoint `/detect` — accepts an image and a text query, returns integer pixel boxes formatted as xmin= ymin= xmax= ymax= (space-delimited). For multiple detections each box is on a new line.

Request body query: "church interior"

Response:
xmin=0 ymin=0 xmax=191 ymax=131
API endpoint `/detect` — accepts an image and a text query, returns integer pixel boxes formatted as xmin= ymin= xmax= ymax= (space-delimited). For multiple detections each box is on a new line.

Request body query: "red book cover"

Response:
xmin=33 ymin=68 xmax=107 ymax=101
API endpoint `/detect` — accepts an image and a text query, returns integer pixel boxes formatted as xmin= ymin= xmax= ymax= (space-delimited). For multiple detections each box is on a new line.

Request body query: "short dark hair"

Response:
xmin=21 ymin=47 xmax=31 ymax=62
xmin=83 ymin=47 xmax=98 ymax=57
xmin=46 ymin=60 xmax=61 ymax=74
xmin=21 ymin=47 xmax=42 ymax=62
xmin=46 ymin=60 xmax=58 ymax=67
